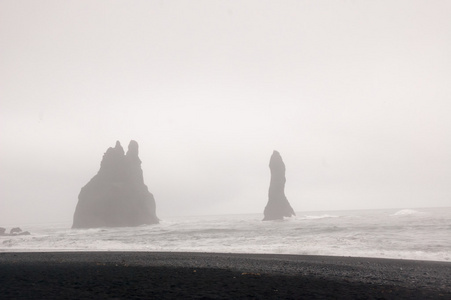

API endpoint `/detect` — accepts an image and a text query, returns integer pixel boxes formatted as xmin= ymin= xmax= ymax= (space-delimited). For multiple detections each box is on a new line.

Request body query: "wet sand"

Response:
xmin=0 ymin=252 xmax=450 ymax=299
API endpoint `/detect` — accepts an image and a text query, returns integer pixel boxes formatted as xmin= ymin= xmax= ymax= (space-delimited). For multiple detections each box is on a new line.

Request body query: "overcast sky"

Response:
xmin=1 ymin=1 xmax=450 ymax=225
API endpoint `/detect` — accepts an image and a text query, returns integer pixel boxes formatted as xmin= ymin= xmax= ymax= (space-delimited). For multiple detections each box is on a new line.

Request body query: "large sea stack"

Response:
xmin=72 ymin=140 xmax=159 ymax=228
xmin=263 ymin=151 xmax=296 ymax=221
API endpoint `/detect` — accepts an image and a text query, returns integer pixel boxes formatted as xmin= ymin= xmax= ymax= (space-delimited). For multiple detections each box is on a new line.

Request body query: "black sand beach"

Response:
xmin=0 ymin=252 xmax=450 ymax=299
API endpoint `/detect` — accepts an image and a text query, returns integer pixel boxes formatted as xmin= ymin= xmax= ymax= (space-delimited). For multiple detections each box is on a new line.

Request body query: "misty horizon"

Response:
xmin=1 ymin=1 xmax=450 ymax=225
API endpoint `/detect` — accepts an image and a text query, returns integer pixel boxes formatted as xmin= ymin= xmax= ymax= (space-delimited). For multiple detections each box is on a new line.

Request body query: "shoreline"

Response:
xmin=0 ymin=249 xmax=449 ymax=263
xmin=1 ymin=251 xmax=450 ymax=299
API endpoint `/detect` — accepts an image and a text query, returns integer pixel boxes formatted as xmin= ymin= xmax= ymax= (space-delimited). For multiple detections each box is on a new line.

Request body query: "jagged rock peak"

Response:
xmin=126 ymin=140 xmax=139 ymax=157
xmin=269 ymin=150 xmax=285 ymax=173
xmin=114 ymin=140 xmax=125 ymax=154
xmin=72 ymin=140 xmax=158 ymax=228
xmin=263 ymin=150 xmax=296 ymax=221
xmin=100 ymin=141 xmax=124 ymax=169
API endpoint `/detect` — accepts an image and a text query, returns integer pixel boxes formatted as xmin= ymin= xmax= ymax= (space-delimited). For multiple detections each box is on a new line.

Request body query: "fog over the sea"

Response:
xmin=1 ymin=1 xmax=450 ymax=225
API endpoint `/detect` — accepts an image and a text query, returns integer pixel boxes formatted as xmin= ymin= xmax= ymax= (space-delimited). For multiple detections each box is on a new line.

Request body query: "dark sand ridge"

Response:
xmin=0 ymin=252 xmax=450 ymax=299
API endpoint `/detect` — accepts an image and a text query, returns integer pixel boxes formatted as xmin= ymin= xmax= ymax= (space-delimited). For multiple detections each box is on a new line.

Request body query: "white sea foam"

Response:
xmin=301 ymin=214 xmax=339 ymax=220
xmin=392 ymin=209 xmax=424 ymax=216
xmin=1 ymin=207 xmax=450 ymax=261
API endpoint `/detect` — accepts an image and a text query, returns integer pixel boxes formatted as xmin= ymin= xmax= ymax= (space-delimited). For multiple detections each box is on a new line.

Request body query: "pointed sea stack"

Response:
xmin=263 ymin=151 xmax=296 ymax=221
xmin=72 ymin=140 xmax=159 ymax=228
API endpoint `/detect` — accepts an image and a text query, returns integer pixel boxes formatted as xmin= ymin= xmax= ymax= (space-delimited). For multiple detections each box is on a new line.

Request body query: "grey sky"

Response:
xmin=1 ymin=1 xmax=450 ymax=225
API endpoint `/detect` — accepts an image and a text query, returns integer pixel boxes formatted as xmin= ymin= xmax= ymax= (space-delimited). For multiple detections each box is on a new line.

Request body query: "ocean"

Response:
xmin=1 ymin=207 xmax=450 ymax=262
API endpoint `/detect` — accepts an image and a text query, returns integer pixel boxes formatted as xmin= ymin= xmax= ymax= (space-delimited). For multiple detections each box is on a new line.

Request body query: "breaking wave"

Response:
xmin=1 ymin=207 xmax=450 ymax=262
xmin=301 ymin=214 xmax=339 ymax=220
xmin=392 ymin=209 xmax=424 ymax=216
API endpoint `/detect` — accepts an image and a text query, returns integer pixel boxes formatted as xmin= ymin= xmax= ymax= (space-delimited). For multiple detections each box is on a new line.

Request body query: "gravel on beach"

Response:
xmin=0 ymin=252 xmax=450 ymax=299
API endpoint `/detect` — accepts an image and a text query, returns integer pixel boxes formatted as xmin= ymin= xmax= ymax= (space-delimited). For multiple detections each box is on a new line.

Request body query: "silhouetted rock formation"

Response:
xmin=0 ymin=227 xmax=30 ymax=236
xmin=17 ymin=231 xmax=31 ymax=236
xmin=263 ymin=151 xmax=296 ymax=221
xmin=10 ymin=227 xmax=22 ymax=234
xmin=72 ymin=140 xmax=159 ymax=228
